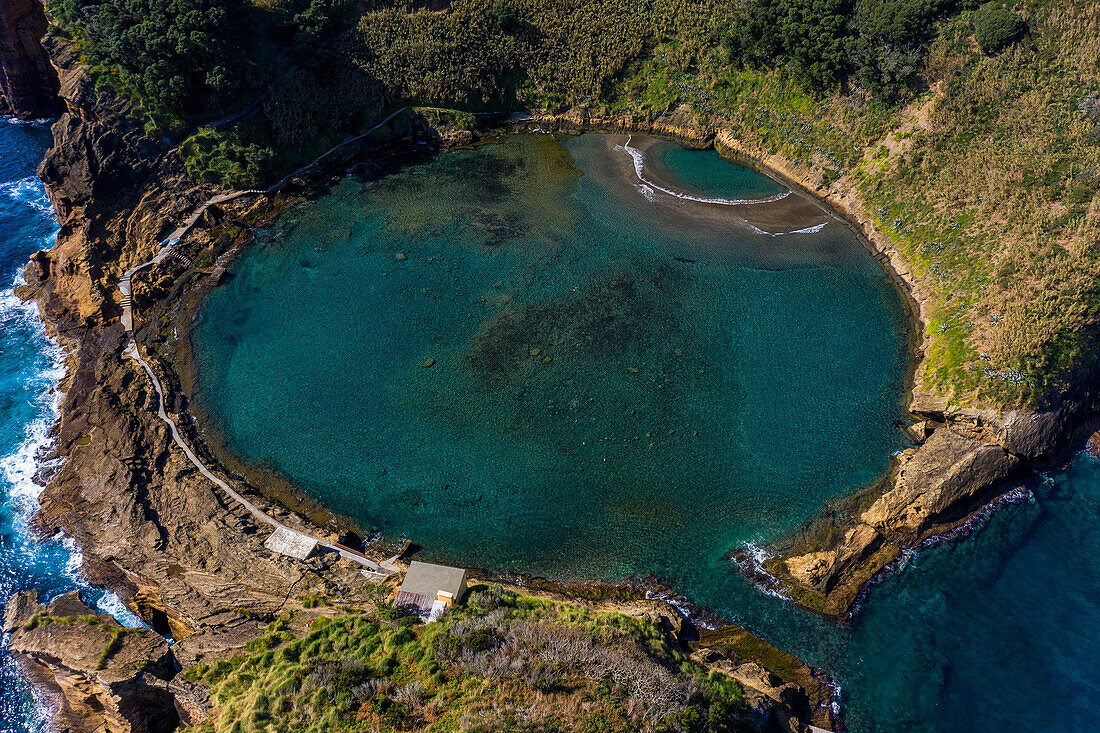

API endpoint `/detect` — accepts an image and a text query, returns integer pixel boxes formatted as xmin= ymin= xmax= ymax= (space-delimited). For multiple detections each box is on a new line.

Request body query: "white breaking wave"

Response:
xmin=785 ymin=221 xmax=828 ymax=235
xmin=2 ymin=117 xmax=52 ymax=127
xmin=1 ymin=276 xmax=146 ymax=631
xmin=0 ymin=177 xmax=53 ymax=217
xmin=0 ymin=286 xmax=66 ymax=539
xmin=635 ymin=183 xmax=658 ymax=202
xmin=745 ymin=220 xmax=829 ymax=237
xmin=58 ymin=535 xmax=146 ymax=628
xmin=621 ymin=136 xmax=791 ymax=206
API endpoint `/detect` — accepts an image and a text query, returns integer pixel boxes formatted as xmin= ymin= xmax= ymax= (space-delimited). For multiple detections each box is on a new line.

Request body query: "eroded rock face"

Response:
xmin=862 ymin=427 xmax=1019 ymax=543
xmin=4 ymin=591 xmax=176 ymax=733
xmin=1087 ymin=429 xmax=1100 ymax=459
xmin=775 ymin=425 xmax=1022 ymax=615
xmin=0 ymin=0 xmax=60 ymax=118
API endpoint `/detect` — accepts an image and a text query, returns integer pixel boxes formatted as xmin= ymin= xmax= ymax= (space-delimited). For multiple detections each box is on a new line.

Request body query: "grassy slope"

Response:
xmin=183 ymin=587 xmax=753 ymax=733
xmin=606 ymin=0 xmax=1100 ymax=410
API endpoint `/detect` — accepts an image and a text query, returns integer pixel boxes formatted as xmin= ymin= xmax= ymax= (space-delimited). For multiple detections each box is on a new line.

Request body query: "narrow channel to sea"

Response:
xmin=1 ymin=118 xmax=1098 ymax=732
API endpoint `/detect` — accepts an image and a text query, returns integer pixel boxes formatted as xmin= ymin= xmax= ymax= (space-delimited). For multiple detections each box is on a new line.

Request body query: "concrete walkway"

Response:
xmin=121 ymin=335 xmax=396 ymax=576
xmin=116 ymin=111 xmax=415 ymax=578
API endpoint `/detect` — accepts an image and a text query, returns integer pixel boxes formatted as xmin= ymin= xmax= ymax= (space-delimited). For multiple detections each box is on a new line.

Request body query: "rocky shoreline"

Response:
xmin=6 ymin=29 xmax=1099 ymax=733
xmin=4 ymin=43 xmax=847 ymax=733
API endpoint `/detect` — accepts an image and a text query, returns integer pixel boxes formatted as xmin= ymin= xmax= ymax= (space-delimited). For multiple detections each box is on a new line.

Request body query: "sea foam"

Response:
xmin=621 ymin=136 xmax=792 ymax=206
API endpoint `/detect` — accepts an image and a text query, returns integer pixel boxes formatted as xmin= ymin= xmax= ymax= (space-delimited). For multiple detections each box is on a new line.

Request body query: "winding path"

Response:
xmin=117 ymin=109 xmax=413 ymax=577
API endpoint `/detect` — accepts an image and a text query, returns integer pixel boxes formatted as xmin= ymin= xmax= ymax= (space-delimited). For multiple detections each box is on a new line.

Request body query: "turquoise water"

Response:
xmin=191 ymin=132 xmax=1100 ymax=730
xmin=0 ymin=120 xmax=143 ymax=733
xmin=193 ymin=133 xmax=911 ymax=583
xmin=842 ymin=454 xmax=1100 ymax=731
xmin=649 ymin=139 xmax=787 ymax=201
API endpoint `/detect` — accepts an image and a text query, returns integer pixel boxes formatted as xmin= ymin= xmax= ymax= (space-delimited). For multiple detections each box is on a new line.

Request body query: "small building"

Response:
xmin=264 ymin=526 xmax=319 ymax=561
xmin=394 ymin=561 xmax=468 ymax=622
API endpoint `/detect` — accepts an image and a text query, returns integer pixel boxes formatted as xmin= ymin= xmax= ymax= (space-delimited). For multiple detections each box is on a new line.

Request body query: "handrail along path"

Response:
xmin=118 ymin=110 xmax=412 ymax=575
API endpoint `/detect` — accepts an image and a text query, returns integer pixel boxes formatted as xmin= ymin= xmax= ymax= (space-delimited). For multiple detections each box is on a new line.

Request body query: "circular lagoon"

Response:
xmin=191 ymin=131 xmax=910 ymax=598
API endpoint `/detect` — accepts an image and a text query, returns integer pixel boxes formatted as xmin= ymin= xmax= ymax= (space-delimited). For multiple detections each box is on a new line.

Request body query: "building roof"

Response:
xmin=394 ymin=561 xmax=467 ymax=615
xmin=264 ymin=526 xmax=319 ymax=561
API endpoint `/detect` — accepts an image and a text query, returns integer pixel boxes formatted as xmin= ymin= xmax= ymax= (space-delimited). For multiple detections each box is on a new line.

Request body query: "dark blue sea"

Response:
xmin=0 ymin=119 xmax=143 ymax=733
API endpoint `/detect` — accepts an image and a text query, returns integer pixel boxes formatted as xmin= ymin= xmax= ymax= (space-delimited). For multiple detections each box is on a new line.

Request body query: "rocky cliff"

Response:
xmin=4 ymin=591 xmax=184 ymax=733
xmin=0 ymin=0 xmax=59 ymax=117
xmin=8 ymin=37 xmax=388 ymax=733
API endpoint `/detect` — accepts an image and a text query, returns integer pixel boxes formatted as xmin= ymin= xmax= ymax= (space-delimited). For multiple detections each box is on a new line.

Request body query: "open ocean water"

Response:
xmin=0 ymin=119 xmax=143 ymax=733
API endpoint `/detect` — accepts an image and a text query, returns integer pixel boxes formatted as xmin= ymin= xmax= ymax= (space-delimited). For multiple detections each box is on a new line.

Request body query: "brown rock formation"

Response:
xmin=770 ymin=425 xmax=1021 ymax=615
xmin=0 ymin=0 xmax=59 ymax=118
xmin=4 ymin=591 xmax=178 ymax=733
xmin=1087 ymin=428 xmax=1100 ymax=459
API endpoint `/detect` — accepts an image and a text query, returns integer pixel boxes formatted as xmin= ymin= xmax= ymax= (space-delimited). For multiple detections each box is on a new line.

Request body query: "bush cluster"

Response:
xmin=188 ymin=589 xmax=751 ymax=733
xmin=973 ymin=3 xmax=1026 ymax=54
xmin=727 ymin=0 xmax=962 ymax=99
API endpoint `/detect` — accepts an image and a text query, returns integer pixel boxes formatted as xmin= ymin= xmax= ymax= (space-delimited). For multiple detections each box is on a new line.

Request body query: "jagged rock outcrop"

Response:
xmin=4 ymin=591 xmax=177 ymax=733
xmin=691 ymin=621 xmax=842 ymax=732
xmin=863 ymin=428 xmax=1019 ymax=542
xmin=0 ymin=0 xmax=60 ymax=118
xmin=775 ymin=425 xmax=1020 ymax=615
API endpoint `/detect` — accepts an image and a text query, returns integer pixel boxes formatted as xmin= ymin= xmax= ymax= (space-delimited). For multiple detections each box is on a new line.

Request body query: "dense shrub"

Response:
xmin=52 ymin=0 xmax=247 ymax=123
xmin=727 ymin=0 xmax=951 ymax=98
xmin=194 ymin=594 xmax=754 ymax=733
xmin=727 ymin=0 xmax=854 ymax=90
xmin=973 ymin=3 xmax=1026 ymax=54
xmin=179 ymin=128 xmax=273 ymax=188
xmin=851 ymin=0 xmax=947 ymax=99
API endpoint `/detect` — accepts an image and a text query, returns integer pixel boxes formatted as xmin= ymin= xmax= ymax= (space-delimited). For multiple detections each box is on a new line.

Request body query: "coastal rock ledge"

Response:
xmin=3 ymin=590 xmax=201 ymax=733
xmin=774 ymin=426 xmax=1020 ymax=616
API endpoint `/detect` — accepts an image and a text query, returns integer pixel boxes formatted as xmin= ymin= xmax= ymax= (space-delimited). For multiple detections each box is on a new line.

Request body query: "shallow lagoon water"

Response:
xmin=188 ymin=130 xmax=1100 ymax=731
xmin=193 ymin=132 xmax=910 ymax=582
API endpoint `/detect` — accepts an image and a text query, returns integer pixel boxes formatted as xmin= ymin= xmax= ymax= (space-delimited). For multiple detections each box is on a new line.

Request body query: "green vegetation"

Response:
xmin=973 ymin=3 xmax=1028 ymax=53
xmin=47 ymin=0 xmax=1100 ymax=408
xmin=48 ymin=0 xmax=250 ymax=133
xmin=184 ymin=587 xmax=752 ymax=733
xmin=179 ymin=128 xmax=274 ymax=187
